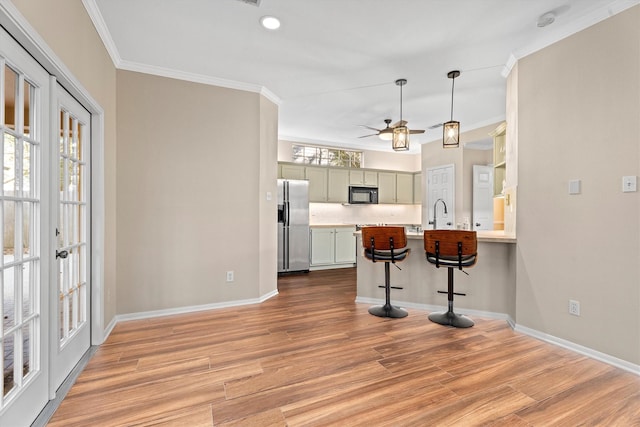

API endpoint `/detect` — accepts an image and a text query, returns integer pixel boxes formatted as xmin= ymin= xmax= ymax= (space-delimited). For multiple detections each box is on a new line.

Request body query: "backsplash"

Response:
xmin=309 ymin=203 xmax=421 ymax=225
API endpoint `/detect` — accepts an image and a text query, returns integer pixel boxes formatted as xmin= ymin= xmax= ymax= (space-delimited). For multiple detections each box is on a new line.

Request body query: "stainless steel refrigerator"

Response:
xmin=277 ymin=179 xmax=310 ymax=274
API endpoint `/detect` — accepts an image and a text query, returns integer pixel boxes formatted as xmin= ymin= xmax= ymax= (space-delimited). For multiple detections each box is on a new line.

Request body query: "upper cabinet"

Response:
xmin=278 ymin=162 xmax=418 ymax=204
xmin=305 ymin=167 xmax=328 ymax=202
xmin=349 ymin=170 xmax=378 ymax=187
xmin=280 ymin=163 xmax=305 ymax=180
xmin=327 ymin=169 xmax=349 ymax=203
xmin=492 ymin=122 xmax=507 ymax=197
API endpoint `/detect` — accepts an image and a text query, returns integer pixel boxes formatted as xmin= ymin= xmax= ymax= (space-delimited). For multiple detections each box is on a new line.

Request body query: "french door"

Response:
xmin=0 ymin=26 xmax=91 ymax=426
xmin=0 ymin=25 xmax=51 ymax=425
xmin=50 ymin=85 xmax=91 ymax=392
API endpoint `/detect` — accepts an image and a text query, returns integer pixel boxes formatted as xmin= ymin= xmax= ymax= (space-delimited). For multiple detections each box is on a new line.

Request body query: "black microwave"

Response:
xmin=348 ymin=186 xmax=378 ymax=204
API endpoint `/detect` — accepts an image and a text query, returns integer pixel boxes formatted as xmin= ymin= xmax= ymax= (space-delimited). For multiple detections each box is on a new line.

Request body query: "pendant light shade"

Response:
xmin=392 ymin=79 xmax=410 ymax=151
xmin=443 ymin=70 xmax=460 ymax=148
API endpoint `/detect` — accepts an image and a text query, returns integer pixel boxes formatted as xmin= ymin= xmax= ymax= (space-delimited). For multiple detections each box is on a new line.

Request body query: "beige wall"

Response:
xmin=11 ymin=0 xmax=118 ymax=329
xmin=515 ymin=6 xmax=640 ymax=364
xmin=116 ymin=71 xmax=277 ymax=314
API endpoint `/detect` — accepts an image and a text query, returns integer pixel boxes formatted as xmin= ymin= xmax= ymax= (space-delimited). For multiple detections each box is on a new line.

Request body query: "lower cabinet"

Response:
xmin=310 ymin=226 xmax=356 ymax=270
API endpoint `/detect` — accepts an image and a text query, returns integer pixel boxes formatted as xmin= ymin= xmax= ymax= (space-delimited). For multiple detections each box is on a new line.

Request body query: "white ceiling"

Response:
xmin=87 ymin=0 xmax=638 ymax=153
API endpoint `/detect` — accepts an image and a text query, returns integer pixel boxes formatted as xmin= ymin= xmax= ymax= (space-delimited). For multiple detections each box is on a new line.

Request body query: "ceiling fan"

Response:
xmin=359 ymin=118 xmax=425 ymax=140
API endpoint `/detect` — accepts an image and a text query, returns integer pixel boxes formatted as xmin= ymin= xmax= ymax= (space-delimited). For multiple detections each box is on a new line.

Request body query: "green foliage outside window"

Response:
xmin=292 ymin=145 xmax=361 ymax=168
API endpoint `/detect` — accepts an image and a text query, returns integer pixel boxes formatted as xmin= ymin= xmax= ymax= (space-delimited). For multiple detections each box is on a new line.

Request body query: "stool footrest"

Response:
xmin=379 ymin=285 xmax=403 ymax=290
xmin=437 ymin=290 xmax=466 ymax=296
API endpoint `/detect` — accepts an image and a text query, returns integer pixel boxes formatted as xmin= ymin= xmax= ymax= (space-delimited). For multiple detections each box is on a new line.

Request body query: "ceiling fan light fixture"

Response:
xmin=392 ymin=126 xmax=410 ymax=151
xmin=443 ymin=70 xmax=461 ymax=149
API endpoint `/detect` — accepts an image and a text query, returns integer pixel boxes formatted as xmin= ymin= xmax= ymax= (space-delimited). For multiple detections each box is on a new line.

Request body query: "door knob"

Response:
xmin=56 ymin=250 xmax=68 ymax=259
xmin=446 ymin=222 xmax=452 ymax=226
xmin=475 ymin=223 xmax=481 ymax=227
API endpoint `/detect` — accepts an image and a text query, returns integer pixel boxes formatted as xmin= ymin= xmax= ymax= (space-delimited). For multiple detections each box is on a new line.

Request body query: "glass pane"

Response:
xmin=22 ymin=261 xmax=31 ymax=317
xmin=4 ymin=134 xmax=16 ymax=196
xmin=77 ymin=123 xmax=83 ymax=162
xmin=22 ymin=141 xmax=31 ymax=197
xmin=79 ymin=244 xmax=86 ymax=288
xmin=4 ymin=66 xmax=17 ymax=131
xmin=3 ymin=267 xmax=14 ymax=328
xmin=77 ymin=163 xmax=84 ymax=202
xmin=69 ymin=118 xmax=78 ymax=159
xmin=22 ymin=322 xmax=32 ymax=377
xmin=68 ymin=161 xmax=78 ymax=202
xmin=3 ymin=334 xmax=15 ymax=396
xmin=3 ymin=201 xmax=15 ymax=263
xmin=59 ymin=110 xmax=65 ymax=155
xmin=22 ymin=202 xmax=32 ymax=257
xmin=58 ymin=157 xmax=65 ymax=193
xmin=23 ymin=80 xmax=33 ymax=138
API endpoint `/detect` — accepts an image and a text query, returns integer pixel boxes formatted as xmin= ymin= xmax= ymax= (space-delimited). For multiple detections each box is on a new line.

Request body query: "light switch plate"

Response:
xmin=622 ymin=176 xmax=637 ymax=193
xmin=568 ymin=179 xmax=581 ymax=195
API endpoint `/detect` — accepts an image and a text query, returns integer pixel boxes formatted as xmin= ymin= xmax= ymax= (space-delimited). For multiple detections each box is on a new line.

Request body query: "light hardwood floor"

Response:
xmin=49 ymin=268 xmax=640 ymax=426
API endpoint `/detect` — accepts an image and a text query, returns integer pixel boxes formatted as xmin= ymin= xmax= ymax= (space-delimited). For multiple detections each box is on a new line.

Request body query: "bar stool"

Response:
xmin=424 ymin=230 xmax=478 ymax=328
xmin=361 ymin=226 xmax=410 ymax=318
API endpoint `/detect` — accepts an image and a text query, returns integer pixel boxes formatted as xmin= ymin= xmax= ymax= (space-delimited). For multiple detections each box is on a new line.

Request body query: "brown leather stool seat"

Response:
xmin=361 ymin=226 xmax=410 ymax=318
xmin=424 ymin=230 xmax=478 ymax=328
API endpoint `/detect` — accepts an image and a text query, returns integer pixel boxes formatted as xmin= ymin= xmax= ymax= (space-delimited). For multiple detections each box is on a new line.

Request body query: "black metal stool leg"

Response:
xmin=428 ymin=267 xmax=474 ymax=328
xmin=369 ymin=262 xmax=408 ymax=318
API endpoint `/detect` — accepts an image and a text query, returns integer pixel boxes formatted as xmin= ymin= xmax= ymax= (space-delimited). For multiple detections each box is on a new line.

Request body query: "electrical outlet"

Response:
xmin=226 ymin=271 xmax=234 ymax=282
xmin=569 ymin=299 xmax=580 ymax=316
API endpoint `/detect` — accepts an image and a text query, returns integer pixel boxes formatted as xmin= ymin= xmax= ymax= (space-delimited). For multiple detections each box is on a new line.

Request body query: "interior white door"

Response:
xmin=472 ymin=165 xmax=494 ymax=231
xmin=426 ymin=165 xmax=455 ymax=230
xmin=0 ymin=26 xmax=51 ymax=427
xmin=50 ymin=85 xmax=91 ymax=392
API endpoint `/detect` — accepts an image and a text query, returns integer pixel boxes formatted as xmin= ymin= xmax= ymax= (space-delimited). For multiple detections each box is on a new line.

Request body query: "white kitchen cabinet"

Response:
xmin=334 ymin=227 xmax=357 ymax=264
xmin=396 ymin=173 xmax=414 ymax=204
xmin=327 ymin=169 xmax=350 ymax=203
xmin=310 ymin=226 xmax=356 ymax=269
xmin=413 ymin=173 xmax=422 ymax=205
xmin=310 ymin=228 xmax=335 ymax=265
xmin=306 ymin=167 xmax=328 ymax=202
xmin=280 ymin=164 xmax=305 ymax=180
xmin=378 ymin=172 xmax=396 ymax=204
xmin=349 ymin=170 xmax=378 ymax=186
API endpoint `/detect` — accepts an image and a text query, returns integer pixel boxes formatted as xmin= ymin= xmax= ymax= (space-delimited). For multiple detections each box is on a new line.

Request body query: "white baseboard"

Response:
xmin=514 ymin=324 xmax=640 ymax=376
xmin=354 ymin=296 xmax=638 ymax=376
xmin=111 ymin=290 xmax=279 ymax=325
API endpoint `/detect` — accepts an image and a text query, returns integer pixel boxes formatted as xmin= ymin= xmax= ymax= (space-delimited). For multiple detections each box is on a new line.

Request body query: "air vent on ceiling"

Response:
xmin=237 ymin=0 xmax=261 ymax=6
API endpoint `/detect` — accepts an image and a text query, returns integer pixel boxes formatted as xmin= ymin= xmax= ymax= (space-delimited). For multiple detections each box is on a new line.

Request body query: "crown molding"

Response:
xmin=502 ymin=0 xmax=640 ymax=77
xmin=81 ymin=0 xmax=281 ymax=105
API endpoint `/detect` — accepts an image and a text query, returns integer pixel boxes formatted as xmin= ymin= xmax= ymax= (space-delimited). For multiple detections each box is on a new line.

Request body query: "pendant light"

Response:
xmin=443 ymin=70 xmax=460 ymax=148
xmin=392 ymin=78 xmax=410 ymax=151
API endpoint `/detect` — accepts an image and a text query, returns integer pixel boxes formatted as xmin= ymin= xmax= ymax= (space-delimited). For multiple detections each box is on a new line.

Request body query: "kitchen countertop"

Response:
xmin=353 ymin=229 xmax=516 ymax=244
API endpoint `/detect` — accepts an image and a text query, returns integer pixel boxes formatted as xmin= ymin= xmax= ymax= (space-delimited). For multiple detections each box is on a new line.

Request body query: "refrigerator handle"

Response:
xmin=284 ymin=201 xmax=290 ymax=226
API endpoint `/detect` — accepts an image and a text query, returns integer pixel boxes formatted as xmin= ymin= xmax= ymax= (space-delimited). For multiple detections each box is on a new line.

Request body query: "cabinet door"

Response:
xmin=349 ymin=170 xmax=364 ymax=185
xmin=310 ymin=228 xmax=334 ymax=265
xmin=364 ymin=171 xmax=378 ymax=186
xmin=334 ymin=227 xmax=356 ymax=263
xmin=378 ymin=172 xmax=397 ymax=203
xmin=396 ymin=173 xmax=414 ymax=204
xmin=413 ymin=173 xmax=422 ymax=205
xmin=328 ymin=169 xmax=349 ymax=202
xmin=281 ymin=164 xmax=306 ymax=180
xmin=306 ymin=167 xmax=328 ymax=202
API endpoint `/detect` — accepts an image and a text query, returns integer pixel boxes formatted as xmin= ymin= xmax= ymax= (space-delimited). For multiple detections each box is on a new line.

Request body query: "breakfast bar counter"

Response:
xmin=355 ymin=230 xmax=517 ymax=321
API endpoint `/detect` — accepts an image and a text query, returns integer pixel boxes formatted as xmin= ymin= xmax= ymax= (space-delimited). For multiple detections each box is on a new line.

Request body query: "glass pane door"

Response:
xmin=51 ymin=85 xmax=90 ymax=391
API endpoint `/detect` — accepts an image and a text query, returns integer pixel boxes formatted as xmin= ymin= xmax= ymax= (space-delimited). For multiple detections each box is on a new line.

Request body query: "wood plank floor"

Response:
xmin=48 ymin=268 xmax=640 ymax=426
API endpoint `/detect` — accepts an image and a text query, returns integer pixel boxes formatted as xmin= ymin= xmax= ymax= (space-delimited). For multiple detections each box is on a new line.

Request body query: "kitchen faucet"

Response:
xmin=429 ymin=198 xmax=448 ymax=229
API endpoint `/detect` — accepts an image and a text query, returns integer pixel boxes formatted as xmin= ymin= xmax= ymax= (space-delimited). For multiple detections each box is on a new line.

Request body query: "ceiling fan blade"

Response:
xmin=359 ymin=125 xmax=382 ymax=132
xmin=391 ymin=120 xmax=408 ymax=128
xmin=409 ymin=129 xmax=425 ymax=134
xmin=428 ymin=123 xmax=443 ymax=129
xmin=379 ymin=128 xmax=393 ymax=135
xmin=358 ymin=133 xmax=379 ymax=138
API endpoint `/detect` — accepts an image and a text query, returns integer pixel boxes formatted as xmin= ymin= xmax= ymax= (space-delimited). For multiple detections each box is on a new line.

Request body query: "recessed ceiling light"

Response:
xmin=260 ymin=16 xmax=281 ymax=30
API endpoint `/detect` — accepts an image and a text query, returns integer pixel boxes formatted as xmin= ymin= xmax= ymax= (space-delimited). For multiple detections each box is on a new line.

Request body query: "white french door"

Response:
xmin=0 ymin=25 xmax=51 ymax=426
xmin=50 ymin=85 xmax=91 ymax=391
xmin=426 ymin=164 xmax=455 ymax=230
